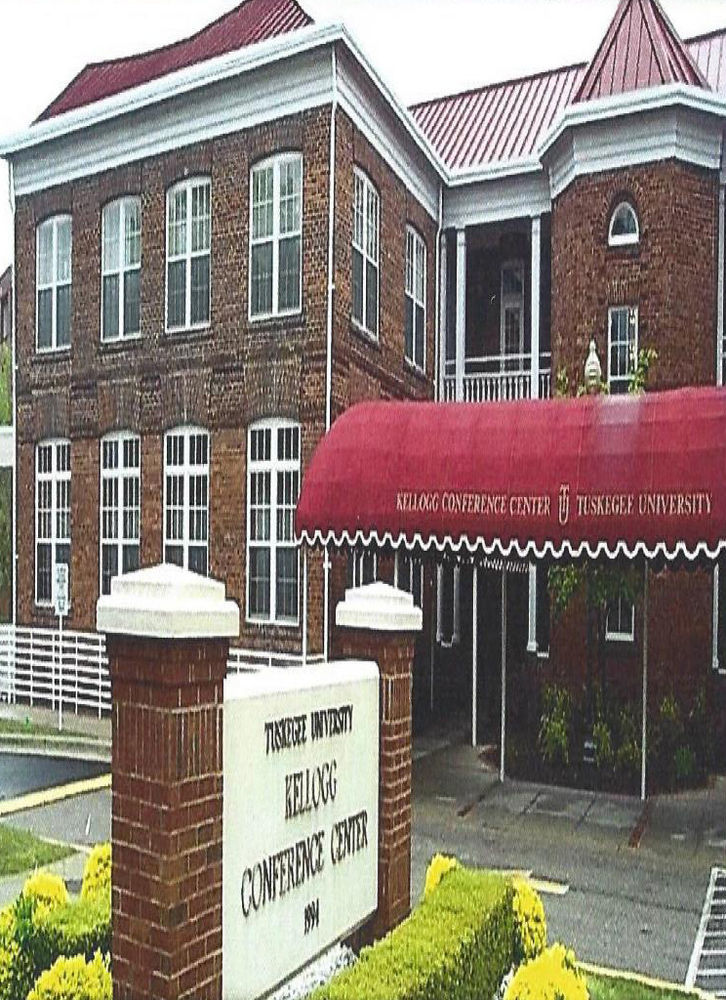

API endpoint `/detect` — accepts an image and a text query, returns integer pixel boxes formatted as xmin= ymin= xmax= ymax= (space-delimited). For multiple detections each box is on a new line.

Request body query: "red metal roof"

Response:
xmin=296 ymin=388 xmax=726 ymax=562
xmin=573 ymin=0 xmax=707 ymax=103
xmin=411 ymin=27 xmax=726 ymax=172
xmin=38 ymin=0 xmax=313 ymax=121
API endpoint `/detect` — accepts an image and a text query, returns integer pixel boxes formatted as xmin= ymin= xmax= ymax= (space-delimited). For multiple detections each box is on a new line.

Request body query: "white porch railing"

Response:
xmin=0 ymin=625 xmax=325 ymax=719
xmin=442 ymin=352 xmax=552 ymax=402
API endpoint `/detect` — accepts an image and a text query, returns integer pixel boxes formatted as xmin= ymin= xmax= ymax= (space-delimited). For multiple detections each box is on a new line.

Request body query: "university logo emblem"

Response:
xmin=558 ymin=484 xmax=570 ymax=526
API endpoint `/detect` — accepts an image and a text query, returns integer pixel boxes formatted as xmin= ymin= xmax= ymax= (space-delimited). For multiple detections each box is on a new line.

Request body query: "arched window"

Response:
xmin=608 ymin=201 xmax=639 ymax=246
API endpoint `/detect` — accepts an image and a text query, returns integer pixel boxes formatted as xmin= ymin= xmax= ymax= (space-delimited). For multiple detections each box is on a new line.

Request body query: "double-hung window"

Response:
xmin=166 ymin=178 xmax=211 ymax=330
xmin=250 ymin=153 xmax=303 ymax=318
xmin=37 ymin=216 xmax=71 ymax=351
xmin=352 ymin=169 xmax=379 ymax=337
xmin=247 ymin=420 xmax=300 ymax=624
xmin=606 ymin=593 xmax=635 ymax=642
xmin=36 ymin=440 xmax=71 ymax=605
xmin=102 ymin=197 xmax=141 ymax=341
xmin=164 ymin=427 xmax=209 ymax=575
xmin=100 ymin=433 xmax=141 ymax=595
xmin=405 ymin=227 xmax=426 ymax=370
xmin=608 ymin=306 xmax=638 ymax=394
xmin=500 ymin=261 xmax=525 ymax=369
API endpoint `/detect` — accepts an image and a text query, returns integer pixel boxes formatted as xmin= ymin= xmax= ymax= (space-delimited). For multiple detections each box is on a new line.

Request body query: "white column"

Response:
xmin=453 ymin=564 xmax=461 ymax=644
xmin=455 ymin=228 xmax=467 ymax=401
xmin=500 ymin=569 xmax=508 ymax=783
xmin=641 ymin=565 xmax=649 ymax=802
xmin=472 ymin=566 xmax=478 ymax=747
xmin=530 ymin=215 xmax=541 ymax=400
xmin=439 ymin=232 xmax=448 ymax=401
xmin=436 ymin=564 xmax=444 ymax=643
xmin=714 ymin=565 xmax=720 ymax=673
xmin=527 ymin=563 xmax=537 ymax=653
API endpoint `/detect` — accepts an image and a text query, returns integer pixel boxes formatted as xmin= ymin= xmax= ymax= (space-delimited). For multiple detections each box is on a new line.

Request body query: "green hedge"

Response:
xmin=312 ymin=868 xmax=515 ymax=1000
xmin=30 ymin=893 xmax=111 ymax=975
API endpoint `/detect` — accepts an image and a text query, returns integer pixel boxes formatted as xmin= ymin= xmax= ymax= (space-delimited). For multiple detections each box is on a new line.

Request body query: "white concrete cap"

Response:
xmin=335 ymin=581 xmax=423 ymax=633
xmin=96 ymin=563 xmax=240 ymax=639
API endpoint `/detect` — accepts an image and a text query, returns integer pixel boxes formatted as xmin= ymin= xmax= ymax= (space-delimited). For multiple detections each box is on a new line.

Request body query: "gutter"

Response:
xmin=7 ymin=162 xmax=16 ymax=630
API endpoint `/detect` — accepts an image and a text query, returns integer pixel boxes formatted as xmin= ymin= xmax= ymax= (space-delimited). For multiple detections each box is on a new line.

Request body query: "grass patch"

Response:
xmin=588 ymin=972 xmax=701 ymax=1000
xmin=0 ymin=718 xmax=84 ymax=738
xmin=0 ymin=823 xmax=73 ymax=877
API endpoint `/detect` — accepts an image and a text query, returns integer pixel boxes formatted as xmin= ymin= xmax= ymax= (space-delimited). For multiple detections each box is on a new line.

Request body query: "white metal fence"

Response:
xmin=0 ymin=625 xmax=324 ymax=719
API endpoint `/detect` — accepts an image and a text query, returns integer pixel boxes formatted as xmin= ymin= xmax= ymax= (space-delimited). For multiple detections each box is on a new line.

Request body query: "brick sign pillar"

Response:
xmin=96 ymin=565 xmax=239 ymax=1000
xmin=334 ymin=582 xmax=422 ymax=939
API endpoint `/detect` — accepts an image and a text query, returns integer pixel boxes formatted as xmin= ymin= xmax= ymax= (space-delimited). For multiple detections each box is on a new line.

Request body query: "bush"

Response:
xmin=31 ymin=893 xmax=111 ymax=976
xmin=423 ymin=854 xmax=458 ymax=899
xmin=592 ymin=719 xmax=614 ymax=773
xmin=22 ymin=874 xmax=68 ymax=914
xmin=81 ymin=845 xmax=111 ymax=902
xmin=26 ymin=951 xmax=111 ymax=1000
xmin=0 ymin=907 xmax=21 ymax=1000
xmin=312 ymin=868 xmax=515 ymax=1000
xmin=538 ymin=686 xmax=572 ymax=768
xmin=512 ymin=878 xmax=546 ymax=963
xmin=1 ymin=896 xmax=36 ymax=1000
xmin=505 ymin=943 xmax=587 ymax=1000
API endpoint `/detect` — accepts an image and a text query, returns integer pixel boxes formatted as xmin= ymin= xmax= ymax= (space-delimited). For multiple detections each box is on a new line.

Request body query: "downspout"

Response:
xmin=8 ymin=161 xmax=16 ymax=630
xmin=434 ymin=183 xmax=442 ymax=403
xmin=323 ymin=44 xmax=338 ymax=662
xmin=713 ymin=157 xmax=725 ymax=672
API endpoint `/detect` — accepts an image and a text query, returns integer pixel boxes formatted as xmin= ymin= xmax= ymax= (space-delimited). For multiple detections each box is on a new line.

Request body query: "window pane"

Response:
xmin=101 ymin=545 xmax=118 ymax=597
xmin=38 ymin=290 xmax=52 ymax=348
xmin=191 ymin=182 xmax=211 ymax=253
xmin=168 ymin=189 xmax=187 ymax=257
xmin=165 ymin=544 xmax=183 ymax=568
xmin=276 ymin=548 xmax=298 ymax=620
xmin=167 ymin=260 xmax=186 ymax=328
xmin=124 ymin=270 xmax=140 ymax=335
xmin=122 ymin=544 xmax=140 ymax=575
xmin=353 ymin=174 xmax=365 ymax=250
xmin=38 ymin=224 xmax=53 ymax=285
xmin=124 ymin=200 xmax=141 ymax=267
xmin=249 ymin=548 xmax=271 ymax=618
xmin=188 ymin=546 xmax=207 ymax=576
xmin=415 ymin=239 xmax=425 ymax=303
xmin=278 ymin=236 xmax=300 ymax=312
xmin=103 ymin=275 xmax=119 ymax=340
xmin=404 ymin=296 xmax=414 ymax=361
xmin=366 ymin=187 xmax=378 ymax=262
xmin=190 ymin=255 xmax=210 ymax=325
xmin=352 ymin=248 xmax=363 ymax=325
xmin=415 ymin=304 xmax=425 ymax=369
xmin=365 ymin=260 xmax=378 ymax=335
xmin=36 ymin=544 xmax=52 ymax=603
xmin=103 ymin=202 xmax=120 ymax=272
xmin=252 ymin=166 xmax=274 ymax=240
xmin=56 ymin=286 xmax=71 ymax=347
xmin=56 ymin=220 xmax=72 ymax=283
xmin=279 ymin=159 xmax=302 ymax=236
xmin=251 ymin=243 xmax=273 ymax=316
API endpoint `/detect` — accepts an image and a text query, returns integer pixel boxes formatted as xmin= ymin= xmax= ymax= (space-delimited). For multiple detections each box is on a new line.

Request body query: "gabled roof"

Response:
xmin=38 ymin=0 xmax=312 ymax=121
xmin=573 ymin=0 xmax=707 ymax=103
xmin=411 ymin=26 xmax=726 ymax=174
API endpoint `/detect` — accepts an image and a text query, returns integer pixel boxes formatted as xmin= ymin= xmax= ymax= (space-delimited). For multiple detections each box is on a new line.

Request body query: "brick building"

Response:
xmin=0 ymin=0 xmax=725 ymax=745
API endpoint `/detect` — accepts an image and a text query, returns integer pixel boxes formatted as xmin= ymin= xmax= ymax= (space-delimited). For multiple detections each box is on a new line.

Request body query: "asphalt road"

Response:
xmin=0 ymin=752 xmax=108 ymax=801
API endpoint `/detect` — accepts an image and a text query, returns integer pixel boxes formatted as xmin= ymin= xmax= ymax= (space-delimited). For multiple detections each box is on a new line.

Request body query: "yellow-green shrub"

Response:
xmin=81 ymin=845 xmax=111 ymax=902
xmin=312 ymin=868 xmax=515 ymax=1000
xmin=30 ymin=892 xmax=111 ymax=977
xmin=0 ymin=907 xmax=18 ymax=1000
xmin=0 ymin=897 xmax=35 ymax=1000
xmin=27 ymin=951 xmax=111 ymax=1000
xmin=423 ymin=853 xmax=459 ymax=898
xmin=505 ymin=943 xmax=588 ymax=1000
xmin=22 ymin=873 xmax=68 ymax=914
xmin=512 ymin=878 xmax=546 ymax=962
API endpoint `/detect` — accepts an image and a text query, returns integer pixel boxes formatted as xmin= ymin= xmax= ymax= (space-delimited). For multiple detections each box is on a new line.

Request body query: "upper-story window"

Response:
xmin=250 ymin=153 xmax=303 ymax=319
xmin=608 ymin=306 xmax=638 ymax=394
xmin=352 ymin=168 xmax=379 ymax=338
xmin=36 ymin=439 xmax=71 ymax=605
xmin=500 ymin=260 xmax=525 ymax=367
xmin=608 ymin=201 xmax=639 ymax=247
xmin=100 ymin=432 xmax=141 ymax=595
xmin=405 ymin=227 xmax=426 ymax=371
xmin=166 ymin=177 xmax=211 ymax=331
xmin=247 ymin=420 xmax=300 ymax=625
xmin=164 ymin=426 xmax=209 ymax=575
xmin=606 ymin=592 xmax=635 ymax=643
xmin=37 ymin=216 xmax=71 ymax=351
xmin=102 ymin=197 xmax=141 ymax=342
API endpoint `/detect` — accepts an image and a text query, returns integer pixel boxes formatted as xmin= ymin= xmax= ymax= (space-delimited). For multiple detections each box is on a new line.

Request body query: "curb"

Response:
xmin=0 ymin=773 xmax=111 ymax=817
xmin=580 ymin=960 xmax=716 ymax=998
xmin=0 ymin=734 xmax=111 ymax=763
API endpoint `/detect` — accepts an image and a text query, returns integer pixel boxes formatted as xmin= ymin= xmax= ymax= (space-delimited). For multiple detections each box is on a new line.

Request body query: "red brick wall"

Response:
xmin=13 ymin=104 xmax=436 ymax=645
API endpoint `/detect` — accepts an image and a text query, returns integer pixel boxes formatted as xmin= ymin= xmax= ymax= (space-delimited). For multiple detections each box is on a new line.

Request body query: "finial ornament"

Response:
xmin=584 ymin=339 xmax=602 ymax=394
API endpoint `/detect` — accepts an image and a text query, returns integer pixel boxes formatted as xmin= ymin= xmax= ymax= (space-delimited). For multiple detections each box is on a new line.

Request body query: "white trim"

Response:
xmin=437 ymin=229 xmax=447 ymax=402
xmin=527 ymin=563 xmax=537 ymax=654
xmin=443 ymin=170 xmax=551 ymax=229
xmin=324 ymin=46 xmax=338 ymax=664
xmin=530 ymin=215 xmax=541 ymax=400
xmin=713 ymin=565 xmax=720 ymax=673
xmin=246 ymin=418 xmax=301 ymax=626
xmin=248 ymin=151 xmax=303 ymax=322
xmin=101 ymin=196 xmax=141 ymax=342
xmin=404 ymin=225 xmax=426 ymax=372
xmin=99 ymin=431 xmax=141 ymax=597
xmin=165 ymin=176 xmax=211 ymax=333
xmin=8 ymin=161 xmax=17 ymax=628
xmin=455 ymin=228 xmax=466 ymax=401
xmin=163 ymin=425 xmax=210 ymax=575
xmin=608 ymin=201 xmax=639 ymax=247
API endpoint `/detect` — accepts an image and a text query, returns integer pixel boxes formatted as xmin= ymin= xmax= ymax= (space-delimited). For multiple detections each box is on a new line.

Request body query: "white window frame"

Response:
xmin=500 ymin=259 xmax=525 ymax=368
xmin=36 ymin=215 xmax=72 ymax=353
xmin=163 ymin=426 xmax=209 ymax=575
xmin=249 ymin=152 xmax=303 ymax=321
xmin=608 ymin=305 xmax=638 ymax=393
xmin=35 ymin=439 xmax=71 ymax=607
xmin=100 ymin=431 xmax=141 ymax=596
xmin=352 ymin=167 xmax=380 ymax=339
xmin=608 ymin=201 xmax=639 ymax=247
xmin=246 ymin=418 xmax=301 ymax=625
xmin=165 ymin=177 xmax=211 ymax=333
xmin=606 ymin=594 xmax=635 ymax=643
xmin=101 ymin=197 xmax=141 ymax=342
xmin=405 ymin=226 xmax=426 ymax=371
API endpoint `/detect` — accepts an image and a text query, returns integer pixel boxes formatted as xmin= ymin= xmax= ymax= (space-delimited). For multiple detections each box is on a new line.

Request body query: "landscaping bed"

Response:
xmin=0 ymin=827 xmax=72 ymax=879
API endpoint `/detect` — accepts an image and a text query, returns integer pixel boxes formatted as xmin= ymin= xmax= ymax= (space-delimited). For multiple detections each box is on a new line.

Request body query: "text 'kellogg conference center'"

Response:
xmin=1 ymin=0 xmax=726 ymax=768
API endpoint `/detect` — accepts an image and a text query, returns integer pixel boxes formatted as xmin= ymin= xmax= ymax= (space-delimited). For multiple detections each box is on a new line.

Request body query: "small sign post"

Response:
xmin=53 ymin=563 xmax=69 ymax=732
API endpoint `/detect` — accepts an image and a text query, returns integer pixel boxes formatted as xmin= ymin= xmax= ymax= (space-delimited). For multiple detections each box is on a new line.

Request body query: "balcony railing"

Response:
xmin=442 ymin=352 xmax=552 ymax=402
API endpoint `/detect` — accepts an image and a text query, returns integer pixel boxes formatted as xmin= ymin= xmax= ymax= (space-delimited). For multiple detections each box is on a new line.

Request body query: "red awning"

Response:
xmin=295 ymin=387 xmax=726 ymax=562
